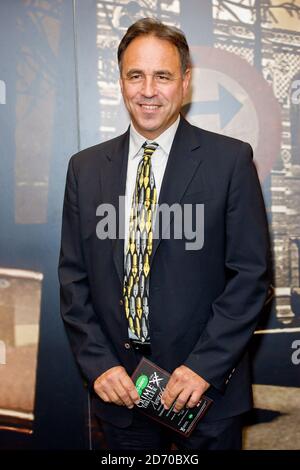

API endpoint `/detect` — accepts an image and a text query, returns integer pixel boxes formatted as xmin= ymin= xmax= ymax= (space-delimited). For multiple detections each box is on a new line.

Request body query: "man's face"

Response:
xmin=119 ymin=35 xmax=190 ymax=139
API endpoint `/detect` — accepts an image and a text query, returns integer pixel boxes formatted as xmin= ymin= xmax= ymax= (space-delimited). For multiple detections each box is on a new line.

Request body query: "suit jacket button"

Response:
xmin=124 ymin=342 xmax=131 ymax=349
xmin=119 ymin=299 xmax=124 ymax=306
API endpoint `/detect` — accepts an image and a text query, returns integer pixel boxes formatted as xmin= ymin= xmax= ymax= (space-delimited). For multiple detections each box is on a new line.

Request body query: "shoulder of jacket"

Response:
xmin=194 ymin=125 xmax=249 ymax=150
xmin=70 ymin=132 xmax=127 ymax=168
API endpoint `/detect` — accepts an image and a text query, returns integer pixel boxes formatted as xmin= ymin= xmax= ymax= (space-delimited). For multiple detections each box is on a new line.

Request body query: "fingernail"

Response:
xmin=128 ymin=405 xmax=134 ymax=409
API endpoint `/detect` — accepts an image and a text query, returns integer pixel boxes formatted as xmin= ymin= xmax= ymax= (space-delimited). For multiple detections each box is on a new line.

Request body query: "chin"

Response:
xmin=140 ymin=117 xmax=163 ymax=128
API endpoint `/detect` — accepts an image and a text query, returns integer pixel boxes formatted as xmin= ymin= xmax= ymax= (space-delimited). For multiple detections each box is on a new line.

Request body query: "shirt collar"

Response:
xmin=129 ymin=115 xmax=180 ymax=160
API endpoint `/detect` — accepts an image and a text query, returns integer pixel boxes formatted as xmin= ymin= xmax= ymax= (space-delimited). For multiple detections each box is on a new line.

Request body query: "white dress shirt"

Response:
xmin=124 ymin=116 xmax=180 ymax=254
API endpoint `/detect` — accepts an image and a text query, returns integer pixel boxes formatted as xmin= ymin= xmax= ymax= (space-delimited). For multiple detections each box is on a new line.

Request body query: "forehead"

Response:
xmin=122 ymin=35 xmax=181 ymax=71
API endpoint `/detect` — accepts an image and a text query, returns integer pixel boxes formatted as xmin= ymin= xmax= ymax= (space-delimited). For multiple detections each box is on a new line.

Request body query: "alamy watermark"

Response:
xmin=96 ymin=196 xmax=204 ymax=250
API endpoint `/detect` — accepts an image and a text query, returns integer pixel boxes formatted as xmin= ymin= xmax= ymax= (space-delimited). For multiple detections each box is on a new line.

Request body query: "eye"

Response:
xmin=128 ymin=73 xmax=143 ymax=82
xmin=156 ymin=74 xmax=170 ymax=82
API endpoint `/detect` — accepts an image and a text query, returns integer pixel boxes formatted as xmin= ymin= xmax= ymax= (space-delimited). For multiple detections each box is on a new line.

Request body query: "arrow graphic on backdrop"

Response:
xmin=182 ymin=84 xmax=242 ymax=129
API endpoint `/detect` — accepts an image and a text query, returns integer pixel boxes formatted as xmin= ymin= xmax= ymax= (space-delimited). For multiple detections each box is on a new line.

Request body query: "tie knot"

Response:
xmin=142 ymin=141 xmax=159 ymax=157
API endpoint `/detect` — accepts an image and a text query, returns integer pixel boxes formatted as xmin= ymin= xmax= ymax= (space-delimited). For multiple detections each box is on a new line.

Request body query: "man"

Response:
xmin=58 ymin=18 xmax=271 ymax=450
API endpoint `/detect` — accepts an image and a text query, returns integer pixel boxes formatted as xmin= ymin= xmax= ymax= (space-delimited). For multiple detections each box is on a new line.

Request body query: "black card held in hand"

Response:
xmin=131 ymin=357 xmax=213 ymax=437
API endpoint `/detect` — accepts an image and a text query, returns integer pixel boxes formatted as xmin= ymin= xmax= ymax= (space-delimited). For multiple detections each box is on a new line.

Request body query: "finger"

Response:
xmin=172 ymin=390 xmax=192 ymax=413
xmin=95 ymin=389 xmax=110 ymax=403
xmin=101 ymin=385 xmax=125 ymax=406
xmin=161 ymin=379 xmax=177 ymax=404
xmin=162 ymin=383 xmax=184 ymax=409
xmin=186 ymin=391 xmax=201 ymax=409
xmin=162 ymin=375 xmax=177 ymax=397
xmin=121 ymin=375 xmax=141 ymax=404
xmin=161 ymin=369 xmax=182 ymax=403
xmin=114 ymin=382 xmax=135 ymax=409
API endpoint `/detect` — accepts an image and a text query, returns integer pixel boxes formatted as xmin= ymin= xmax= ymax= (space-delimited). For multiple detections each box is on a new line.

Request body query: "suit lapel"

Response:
xmin=151 ymin=117 xmax=204 ymax=266
xmin=99 ymin=128 xmax=129 ymax=285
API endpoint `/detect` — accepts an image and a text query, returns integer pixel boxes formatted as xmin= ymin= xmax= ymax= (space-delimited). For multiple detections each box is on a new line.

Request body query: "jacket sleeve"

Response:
xmin=58 ymin=156 xmax=121 ymax=388
xmin=183 ymin=142 xmax=272 ymax=392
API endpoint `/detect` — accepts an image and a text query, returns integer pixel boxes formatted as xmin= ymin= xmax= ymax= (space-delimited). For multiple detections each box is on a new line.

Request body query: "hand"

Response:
xmin=94 ymin=366 xmax=140 ymax=408
xmin=161 ymin=365 xmax=210 ymax=413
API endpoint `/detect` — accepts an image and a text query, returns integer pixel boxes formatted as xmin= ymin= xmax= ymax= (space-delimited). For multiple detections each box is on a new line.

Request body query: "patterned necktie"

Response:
xmin=123 ymin=142 xmax=158 ymax=343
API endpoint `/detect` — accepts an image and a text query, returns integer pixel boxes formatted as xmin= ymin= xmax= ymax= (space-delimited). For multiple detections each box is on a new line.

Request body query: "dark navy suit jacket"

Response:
xmin=58 ymin=116 xmax=271 ymax=427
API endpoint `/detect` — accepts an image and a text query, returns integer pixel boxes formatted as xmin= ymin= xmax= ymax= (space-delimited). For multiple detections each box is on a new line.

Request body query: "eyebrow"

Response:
xmin=125 ymin=69 xmax=142 ymax=77
xmin=154 ymin=70 xmax=174 ymax=77
xmin=125 ymin=69 xmax=174 ymax=77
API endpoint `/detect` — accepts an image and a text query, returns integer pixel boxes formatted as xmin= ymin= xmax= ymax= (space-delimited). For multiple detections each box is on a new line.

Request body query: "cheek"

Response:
xmin=122 ymin=85 xmax=135 ymax=101
xmin=165 ymin=88 xmax=183 ymax=105
xmin=126 ymin=92 xmax=140 ymax=104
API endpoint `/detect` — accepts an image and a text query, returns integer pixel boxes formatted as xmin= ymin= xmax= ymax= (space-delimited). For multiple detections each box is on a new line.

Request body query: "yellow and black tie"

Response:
xmin=123 ymin=142 xmax=158 ymax=343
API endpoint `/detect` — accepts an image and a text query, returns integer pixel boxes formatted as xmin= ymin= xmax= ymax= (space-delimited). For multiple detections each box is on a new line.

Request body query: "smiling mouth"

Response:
xmin=139 ymin=104 xmax=161 ymax=110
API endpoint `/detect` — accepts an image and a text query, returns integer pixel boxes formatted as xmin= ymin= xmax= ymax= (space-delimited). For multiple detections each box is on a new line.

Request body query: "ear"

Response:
xmin=119 ymin=76 xmax=124 ymax=94
xmin=182 ymin=68 xmax=191 ymax=97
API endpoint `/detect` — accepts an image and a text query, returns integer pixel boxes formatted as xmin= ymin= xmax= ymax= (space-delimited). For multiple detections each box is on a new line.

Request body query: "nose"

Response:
xmin=141 ymin=75 xmax=157 ymax=97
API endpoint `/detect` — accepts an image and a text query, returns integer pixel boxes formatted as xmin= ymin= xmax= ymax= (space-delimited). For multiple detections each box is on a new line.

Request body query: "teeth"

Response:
xmin=141 ymin=105 xmax=159 ymax=110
